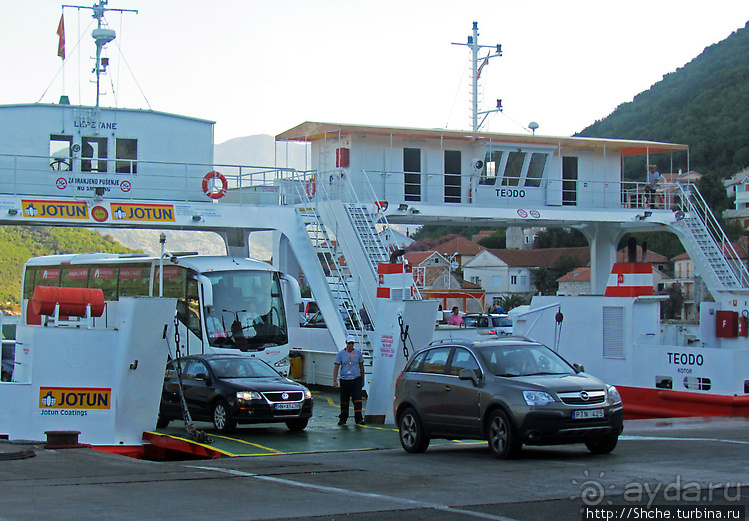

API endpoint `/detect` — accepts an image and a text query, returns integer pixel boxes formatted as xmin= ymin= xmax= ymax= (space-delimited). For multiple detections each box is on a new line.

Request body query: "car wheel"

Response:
xmin=487 ymin=409 xmax=521 ymax=459
xmin=156 ymin=413 xmax=170 ymax=429
xmin=585 ymin=432 xmax=619 ymax=454
xmin=285 ymin=418 xmax=309 ymax=431
xmin=212 ymin=400 xmax=237 ymax=433
xmin=398 ymin=407 xmax=430 ymax=453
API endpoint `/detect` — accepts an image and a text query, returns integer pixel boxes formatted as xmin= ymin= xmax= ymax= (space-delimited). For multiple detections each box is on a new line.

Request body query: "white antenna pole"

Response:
xmin=62 ymin=1 xmax=137 ymax=108
xmin=452 ymin=22 xmax=503 ymax=132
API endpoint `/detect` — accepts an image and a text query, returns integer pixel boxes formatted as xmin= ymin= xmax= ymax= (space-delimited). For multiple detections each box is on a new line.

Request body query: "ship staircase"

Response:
xmin=671 ymin=183 xmax=749 ymax=298
xmin=287 ymin=172 xmax=397 ymax=350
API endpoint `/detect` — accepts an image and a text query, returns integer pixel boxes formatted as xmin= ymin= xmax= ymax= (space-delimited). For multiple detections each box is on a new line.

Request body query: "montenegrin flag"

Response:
xmin=57 ymin=14 xmax=65 ymax=60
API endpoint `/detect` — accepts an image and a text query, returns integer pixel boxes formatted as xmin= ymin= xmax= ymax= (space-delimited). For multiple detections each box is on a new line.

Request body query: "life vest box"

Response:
xmin=31 ymin=286 xmax=105 ymax=318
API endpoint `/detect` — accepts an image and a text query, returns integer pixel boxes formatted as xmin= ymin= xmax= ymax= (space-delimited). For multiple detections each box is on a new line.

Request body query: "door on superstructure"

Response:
xmin=444 ymin=150 xmax=461 ymax=203
xmin=562 ymin=156 xmax=578 ymax=206
xmin=404 ymin=148 xmax=421 ymax=201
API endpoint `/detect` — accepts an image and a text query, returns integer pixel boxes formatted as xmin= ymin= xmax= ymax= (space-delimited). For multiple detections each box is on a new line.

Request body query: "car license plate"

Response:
xmin=275 ymin=402 xmax=301 ymax=410
xmin=573 ymin=409 xmax=604 ymax=420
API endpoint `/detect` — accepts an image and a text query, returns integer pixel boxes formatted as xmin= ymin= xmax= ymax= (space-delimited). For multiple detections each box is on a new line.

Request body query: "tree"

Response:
xmin=535 ymin=228 xmax=587 ymax=249
xmin=477 ymin=229 xmax=506 ymax=249
xmin=495 ymin=293 xmax=529 ymax=312
xmin=660 ymin=284 xmax=685 ymax=319
xmin=530 ymin=255 xmax=581 ymax=296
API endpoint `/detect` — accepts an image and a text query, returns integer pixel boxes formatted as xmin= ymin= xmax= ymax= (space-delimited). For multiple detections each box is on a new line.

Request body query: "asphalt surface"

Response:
xmin=1 ymin=415 xmax=748 ymax=521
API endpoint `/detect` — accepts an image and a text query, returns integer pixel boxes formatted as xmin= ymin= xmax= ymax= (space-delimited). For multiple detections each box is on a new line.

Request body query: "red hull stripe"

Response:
xmin=619 ymin=385 xmax=749 ymax=420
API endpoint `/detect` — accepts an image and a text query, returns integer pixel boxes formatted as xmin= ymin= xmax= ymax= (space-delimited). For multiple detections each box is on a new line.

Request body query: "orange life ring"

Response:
xmin=202 ymin=171 xmax=227 ymax=199
xmin=305 ymin=178 xmax=316 ymax=198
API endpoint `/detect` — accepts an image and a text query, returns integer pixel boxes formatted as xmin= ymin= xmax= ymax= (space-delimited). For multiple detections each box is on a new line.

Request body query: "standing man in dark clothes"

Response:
xmin=333 ymin=334 xmax=366 ymax=425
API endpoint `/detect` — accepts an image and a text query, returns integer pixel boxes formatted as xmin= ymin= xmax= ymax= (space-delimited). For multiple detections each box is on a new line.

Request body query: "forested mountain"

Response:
xmin=0 ymin=227 xmax=136 ymax=312
xmin=578 ymin=21 xmax=749 ymax=180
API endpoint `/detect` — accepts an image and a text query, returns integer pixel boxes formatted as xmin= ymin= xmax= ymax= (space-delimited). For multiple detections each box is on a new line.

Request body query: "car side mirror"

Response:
xmin=458 ymin=368 xmax=479 ymax=386
xmin=195 ymin=373 xmax=210 ymax=384
xmin=572 ymin=363 xmax=585 ymax=373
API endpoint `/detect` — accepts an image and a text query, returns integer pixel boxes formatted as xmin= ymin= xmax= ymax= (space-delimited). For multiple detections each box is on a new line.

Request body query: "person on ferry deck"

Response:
xmin=448 ymin=306 xmax=464 ymax=326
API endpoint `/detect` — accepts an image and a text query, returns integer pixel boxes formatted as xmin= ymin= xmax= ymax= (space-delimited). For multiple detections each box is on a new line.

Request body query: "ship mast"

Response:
xmin=62 ymin=1 xmax=138 ymax=108
xmin=452 ymin=22 xmax=503 ymax=132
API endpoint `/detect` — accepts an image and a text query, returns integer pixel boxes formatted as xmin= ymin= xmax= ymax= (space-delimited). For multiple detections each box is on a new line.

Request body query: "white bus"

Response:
xmin=21 ymin=253 xmax=301 ymax=375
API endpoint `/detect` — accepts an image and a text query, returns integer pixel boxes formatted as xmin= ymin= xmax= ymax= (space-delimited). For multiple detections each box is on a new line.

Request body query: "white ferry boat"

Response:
xmin=0 ymin=6 xmax=744 ymax=450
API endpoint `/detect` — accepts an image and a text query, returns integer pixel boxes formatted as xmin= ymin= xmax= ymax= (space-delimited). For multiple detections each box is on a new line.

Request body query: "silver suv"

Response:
xmin=393 ymin=337 xmax=624 ymax=459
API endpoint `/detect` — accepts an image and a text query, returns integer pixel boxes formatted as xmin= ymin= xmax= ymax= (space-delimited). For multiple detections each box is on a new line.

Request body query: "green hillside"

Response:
xmin=0 ymin=226 xmax=137 ymax=312
xmin=578 ymin=22 xmax=749 ymax=180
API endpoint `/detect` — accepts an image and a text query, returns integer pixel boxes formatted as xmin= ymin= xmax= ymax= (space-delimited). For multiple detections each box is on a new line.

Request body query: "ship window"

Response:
xmin=116 ymin=138 xmax=138 ymax=174
xmin=502 ymin=151 xmax=525 ymax=186
xmin=49 ymin=135 xmax=72 ymax=171
xmin=480 ymin=150 xmax=503 ymax=185
xmin=82 ymin=137 xmax=108 ymax=173
xmin=683 ymin=377 xmax=711 ymax=391
xmin=525 ymin=153 xmax=548 ymax=187
xmin=404 ymin=148 xmax=421 ymax=201
xmin=444 ymin=150 xmax=462 ymax=203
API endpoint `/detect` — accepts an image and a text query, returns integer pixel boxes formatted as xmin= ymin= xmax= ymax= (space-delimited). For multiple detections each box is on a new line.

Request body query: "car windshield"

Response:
xmin=207 ymin=357 xmax=281 ymax=379
xmin=490 ymin=315 xmax=512 ymax=327
xmin=478 ymin=344 xmax=576 ymax=377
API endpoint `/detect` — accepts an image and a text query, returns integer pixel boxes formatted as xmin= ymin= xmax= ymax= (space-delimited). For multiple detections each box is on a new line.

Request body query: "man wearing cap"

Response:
xmin=333 ymin=334 xmax=366 ymax=425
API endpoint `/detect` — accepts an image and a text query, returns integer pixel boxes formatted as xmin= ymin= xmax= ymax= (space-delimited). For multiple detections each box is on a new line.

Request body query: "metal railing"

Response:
xmin=674 ymin=183 xmax=749 ymax=290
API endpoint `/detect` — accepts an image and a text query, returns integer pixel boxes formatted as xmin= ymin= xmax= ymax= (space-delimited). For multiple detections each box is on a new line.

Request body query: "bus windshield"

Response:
xmin=203 ymin=270 xmax=288 ymax=351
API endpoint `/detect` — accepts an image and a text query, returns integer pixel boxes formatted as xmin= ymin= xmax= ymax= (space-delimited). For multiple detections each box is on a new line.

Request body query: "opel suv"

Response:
xmin=393 ymin=337 xmax=623 ymax=459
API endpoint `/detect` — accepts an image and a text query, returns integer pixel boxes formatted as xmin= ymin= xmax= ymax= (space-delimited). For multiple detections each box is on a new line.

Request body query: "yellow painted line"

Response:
xmin=357 ymin=424 xmax=398 ymax=432
xmin=145 ymin=431 xmax=236 ymax=457
xmin=210 ymin=433 xmax=283 ymax=453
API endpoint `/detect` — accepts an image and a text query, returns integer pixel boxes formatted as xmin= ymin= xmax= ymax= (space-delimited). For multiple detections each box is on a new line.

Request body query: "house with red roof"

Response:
xmin=463 ymin=246 xmax=590 ymax=305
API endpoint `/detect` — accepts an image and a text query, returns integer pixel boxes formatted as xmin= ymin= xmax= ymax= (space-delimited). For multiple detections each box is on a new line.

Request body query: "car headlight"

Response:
xmin=302 ymin=386 xmax=312 ymax=400
xmin=274 ymin=357 xmax=289 ymax=368
xmin=523 ymin=390 xmax=555 ymax=406
xmin=236 ymin=391 xmax=262 ymax=402
xmin=607 ymin=385 xmax=622 ymax=404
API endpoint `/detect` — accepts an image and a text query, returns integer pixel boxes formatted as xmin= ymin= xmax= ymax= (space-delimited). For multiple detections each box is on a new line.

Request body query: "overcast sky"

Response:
xmin=3 ymin=0 xmax=749 ymax=144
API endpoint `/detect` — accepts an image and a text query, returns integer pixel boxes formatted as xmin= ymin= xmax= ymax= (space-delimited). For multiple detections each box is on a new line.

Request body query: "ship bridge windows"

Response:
xmin=49 ymin=135 xmax=72 ymax=171
xmin=526 ymin=153 xmax=549 ymax=188
xmin=479 ymin=150 xmax=504 ymax=185
xmin=502 ymin=151 xmax=525 ymax=187
xmin=479 ymin=148 xmax=551 ymax=189
xmin=82 ymin=137 xmax=108 ymax=172
xmin=116 ymin=138 xmax=138 ymax=174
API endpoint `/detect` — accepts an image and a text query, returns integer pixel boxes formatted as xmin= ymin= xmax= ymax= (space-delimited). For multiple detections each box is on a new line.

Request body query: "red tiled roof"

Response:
xmin=405 ymin=251 xmax=440 ymax=266
xmin=435 ymin=236 xmax=486 ymax=256
xmin=557 ymin=267 xmax=591 ymax=282
xmin=487 ymin=247 xmax=590 ymax=268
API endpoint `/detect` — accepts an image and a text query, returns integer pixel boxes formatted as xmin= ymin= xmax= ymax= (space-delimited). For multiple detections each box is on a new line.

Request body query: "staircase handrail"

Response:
xmin=676 ymin=182 xmax=749 ymax=289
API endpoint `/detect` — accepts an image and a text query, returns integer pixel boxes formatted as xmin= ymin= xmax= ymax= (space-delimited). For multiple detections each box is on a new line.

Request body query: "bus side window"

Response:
xmin=118 ymin=264 xmax=150 ymax=297
xmin=177 ymin=275 xmax=202 ymax=339
xmin=61 ymin=266 xmax=89 ymax=289
xmin=90 ymin=266 xmax=118 ymax=300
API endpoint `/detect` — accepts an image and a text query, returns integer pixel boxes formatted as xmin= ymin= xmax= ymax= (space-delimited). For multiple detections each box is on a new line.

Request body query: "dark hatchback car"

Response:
xmin=394 ymin=338 xmax=623 ymax=459
xmin=158 ymin=354 xmax=313 ymax=433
